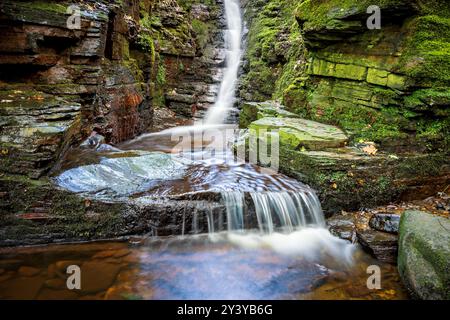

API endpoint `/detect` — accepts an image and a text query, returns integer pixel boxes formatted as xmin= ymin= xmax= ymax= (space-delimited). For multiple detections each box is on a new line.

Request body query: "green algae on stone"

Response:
xmin=239 ymin=101 xmax=300 ymax=128
xmin=249 ymin=117 xmax=348 ymax=151
xmin=398 ymin=210 xmax=450 ymax=300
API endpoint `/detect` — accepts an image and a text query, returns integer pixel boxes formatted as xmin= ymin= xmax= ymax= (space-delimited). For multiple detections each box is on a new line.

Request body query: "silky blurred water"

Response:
xmin=0 ymin=233 xmax=408 ymax=300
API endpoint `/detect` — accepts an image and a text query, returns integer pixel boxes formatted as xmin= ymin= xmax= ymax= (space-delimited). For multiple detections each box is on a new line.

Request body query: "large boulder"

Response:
xmin=239 ymin=101 xmax=300 ymax=128
xmin=249 ymin=117 xmax=348 ymax=151
xmin=398 ymin=210 xmax=450 ymax=300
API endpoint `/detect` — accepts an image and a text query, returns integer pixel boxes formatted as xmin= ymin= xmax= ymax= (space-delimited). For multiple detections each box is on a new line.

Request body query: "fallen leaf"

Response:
xmin=362 ymin=144 xmax=378 ymax=156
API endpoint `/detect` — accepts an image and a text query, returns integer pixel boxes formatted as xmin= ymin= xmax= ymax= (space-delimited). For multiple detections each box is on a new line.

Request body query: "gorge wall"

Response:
xmin=241 ymin=0 xmax=449 ymax=149
xmin=239 ymin=0 xmax=450 ymax=213
xmin=0 ymin=0 xmax=224 ymax=179
xmin=0 ymin=0 xmax=225 ymax=245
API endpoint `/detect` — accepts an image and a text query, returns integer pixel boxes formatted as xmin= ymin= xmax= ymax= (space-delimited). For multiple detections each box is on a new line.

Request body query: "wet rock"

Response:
xmin=356 ymin=229 xmax=398 ymax=264
xmin=55 ymin=260 xmax=82 ymax=278
xmin=0 ymin=276 xmax=45 ymax=299
xmin=80 ymin=261 xmax=122 ymax=294
xmin=327 ymin=214 xmax=355 ymax=242
xmin=55 ymin=152 xmax=191 ymax=198
xmin=398 ymin=210 xmax=450 ymax=300
xmin=80 ymin=133 xmax=106 ymax=150
xmin=45 ymin=278 xmax=66 ymax=290
xmin=369 ymin=213 xmax=400 ymax=234
xmin=18 ymin=266 xmax=41 ymax=277
xmin=0 ymin=90 xmax=82 ymax=178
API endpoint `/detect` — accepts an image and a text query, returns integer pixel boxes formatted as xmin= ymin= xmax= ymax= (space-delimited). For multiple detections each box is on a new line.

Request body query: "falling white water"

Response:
xmin=220 ymin=190 xmax=326 ymax=234
xmin=215 ymin=191 xmax=355 ymax=265
xmin=204 ymin=0 xmax=242 ymax=124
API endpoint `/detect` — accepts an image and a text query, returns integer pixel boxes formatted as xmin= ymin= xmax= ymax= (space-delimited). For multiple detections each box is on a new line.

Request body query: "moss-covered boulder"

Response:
xmin=398 ymin=210 xmax=450 ymax=300
xmin=249 ymin=117 xmax=348 ymax=151
xmin=239 ymin=101 xmax=300 ymax=128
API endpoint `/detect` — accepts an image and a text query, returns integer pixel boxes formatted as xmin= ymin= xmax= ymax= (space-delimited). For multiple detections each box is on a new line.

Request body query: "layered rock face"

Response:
xmin=136 ymin=0 xmax=225 ymax=120
xmin=0 ymin=0 xmax=225 ymax=245
xmin=239 ymin=0 xmax=450 ymax=213
xmin=0 ymin=1 xmax=150 ymax=178
xmin=241 ymin=0 xmax=450 ymax=148
xmin=0 ymin=0 xmax=225 ymax=179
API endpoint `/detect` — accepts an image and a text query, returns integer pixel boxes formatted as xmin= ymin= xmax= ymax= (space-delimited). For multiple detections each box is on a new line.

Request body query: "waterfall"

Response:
xmin=204 ymin=0 xmax=242 ymax=124
xmin=204 ymin=0 xmax=327 ymax=235
xmin=219 ymin=190 xmax=326 ymax=234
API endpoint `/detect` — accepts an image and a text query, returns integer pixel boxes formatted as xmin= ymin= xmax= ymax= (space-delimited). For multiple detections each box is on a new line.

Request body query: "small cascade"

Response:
xmin=218 ymin=190 xmax=325 ymax=234
xmin=222 ymin=192 xmax=245 ymax=230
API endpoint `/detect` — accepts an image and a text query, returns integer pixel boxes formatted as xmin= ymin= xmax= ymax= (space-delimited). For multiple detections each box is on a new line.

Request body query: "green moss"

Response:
xmin=21 ymin=1 xmax=68 ymax=14
xmin=156 ymin=60 xmax=166 ymax=86
xmin=394 ymin=154 xmax=448 ymax=178
xmin=404 ymin=88 xmax=450 ymax=111
xmin=137 ymin=33 xmax=156 ymax=57
xmin=191 ymin=19 xmax=209 ymax=49
xmin=278 ymin=147 xmax=402 ymax=214
xmin=400 ymin=15 xmax=450 ymax=83
xmin=296 ymin=0 xmax=408 ymax=31
xmin=0 ymin=175 xmax=132 ymax=243
xmin=241 ymin=0 xmax=300 ymax=101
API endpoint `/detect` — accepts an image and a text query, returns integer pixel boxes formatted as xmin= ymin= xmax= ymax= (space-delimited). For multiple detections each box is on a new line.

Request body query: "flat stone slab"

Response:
xmin=249 ymin=117 xmax=348 ymax=150
xmin=55 ymin=152 xmax=191 ymax=198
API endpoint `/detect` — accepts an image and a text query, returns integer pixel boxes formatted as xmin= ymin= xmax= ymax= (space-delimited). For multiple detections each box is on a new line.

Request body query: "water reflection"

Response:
xmin=0 ymin=233 xmax=408 ymax=300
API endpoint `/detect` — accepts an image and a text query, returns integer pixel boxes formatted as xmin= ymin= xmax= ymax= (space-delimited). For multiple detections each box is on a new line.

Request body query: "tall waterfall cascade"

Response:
xmin=204 ymin=0 xmax=243 ymax=125
xmin=206 ymin=0 xmax=327 ymax=234
xmin=55 ymin=0 xmax=333 ymax=238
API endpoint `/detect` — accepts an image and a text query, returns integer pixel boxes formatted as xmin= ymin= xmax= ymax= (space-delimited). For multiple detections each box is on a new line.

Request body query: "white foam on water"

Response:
xmin=225 ymin=228 xmax=356 ymax=265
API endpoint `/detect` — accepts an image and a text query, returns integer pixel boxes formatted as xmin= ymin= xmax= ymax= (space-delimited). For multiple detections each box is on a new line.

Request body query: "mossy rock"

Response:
xmin=248 ymin=117 xmax=348 ymax=151
xmin=239 ymin=101 xmax=299 ymax=128
xmin=398 ymin=210 xmax=450 ymax=300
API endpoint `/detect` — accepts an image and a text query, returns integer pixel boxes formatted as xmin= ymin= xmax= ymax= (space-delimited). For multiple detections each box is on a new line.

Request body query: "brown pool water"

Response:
xmin=0 ymin=234 xmax=408 ymax=300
